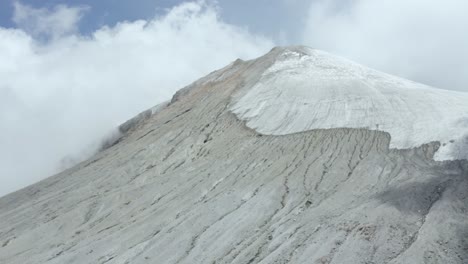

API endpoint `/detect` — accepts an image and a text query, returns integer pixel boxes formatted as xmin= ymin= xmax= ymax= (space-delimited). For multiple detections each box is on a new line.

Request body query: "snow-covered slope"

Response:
xmin=230 ymin=46 xmax=468 ymax=160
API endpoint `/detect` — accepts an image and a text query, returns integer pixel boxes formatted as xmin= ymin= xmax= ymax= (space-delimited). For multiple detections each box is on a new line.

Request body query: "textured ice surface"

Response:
xmin=230 ymin=47 xmax=468 ymax=160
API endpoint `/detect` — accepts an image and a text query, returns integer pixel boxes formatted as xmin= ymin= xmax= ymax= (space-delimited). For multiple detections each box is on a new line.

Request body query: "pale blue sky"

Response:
xmin=0 ymin=0 xmax=310 ymax=43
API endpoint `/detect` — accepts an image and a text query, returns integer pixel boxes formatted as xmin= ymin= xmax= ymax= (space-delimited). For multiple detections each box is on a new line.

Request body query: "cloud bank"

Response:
xmin=303 ymin=0 xmax=468 ymax=91
xmin=0 ymin=1 xmax=273 ymax=197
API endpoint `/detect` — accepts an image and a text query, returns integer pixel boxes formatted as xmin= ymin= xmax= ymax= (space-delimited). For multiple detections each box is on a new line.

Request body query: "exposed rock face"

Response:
xmin=0 ymin=47 xmax=467 ymax=264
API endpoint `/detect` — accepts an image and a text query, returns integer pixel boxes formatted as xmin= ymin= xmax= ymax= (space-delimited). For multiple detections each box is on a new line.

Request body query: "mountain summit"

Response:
xmin=1 ymin=46 xmax=467 ymax=264
xmin=231 ymin=46 xmax=468 ymax=161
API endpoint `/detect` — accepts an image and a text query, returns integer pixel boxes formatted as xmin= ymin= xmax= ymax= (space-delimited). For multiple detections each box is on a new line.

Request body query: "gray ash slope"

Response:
xmin=1 ymin=47 xmax=467 ymax=264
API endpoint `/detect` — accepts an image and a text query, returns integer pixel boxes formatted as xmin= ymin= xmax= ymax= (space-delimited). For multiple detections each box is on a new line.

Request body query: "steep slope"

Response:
xmin=0 ymin=47 xmax=467 ymax=264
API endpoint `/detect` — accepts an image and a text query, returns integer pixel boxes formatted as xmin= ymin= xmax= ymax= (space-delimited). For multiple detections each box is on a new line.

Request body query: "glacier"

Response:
xmin=230 ymin=46 xmax=468 ymax=161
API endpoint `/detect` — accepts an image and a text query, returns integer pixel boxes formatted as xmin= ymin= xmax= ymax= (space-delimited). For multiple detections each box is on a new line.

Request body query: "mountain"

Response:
xmin=1 ymin=46 xmax=467 ymax=264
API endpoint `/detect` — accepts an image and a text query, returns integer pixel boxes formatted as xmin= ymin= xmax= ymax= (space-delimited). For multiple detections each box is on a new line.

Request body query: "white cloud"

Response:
xmin=0 ymin=1 xmax=273 ymax=197
xmin=302 ymin=0 xmax=468 ymax=91
xmin=13 ymin=1 xmax=89 ymax=39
